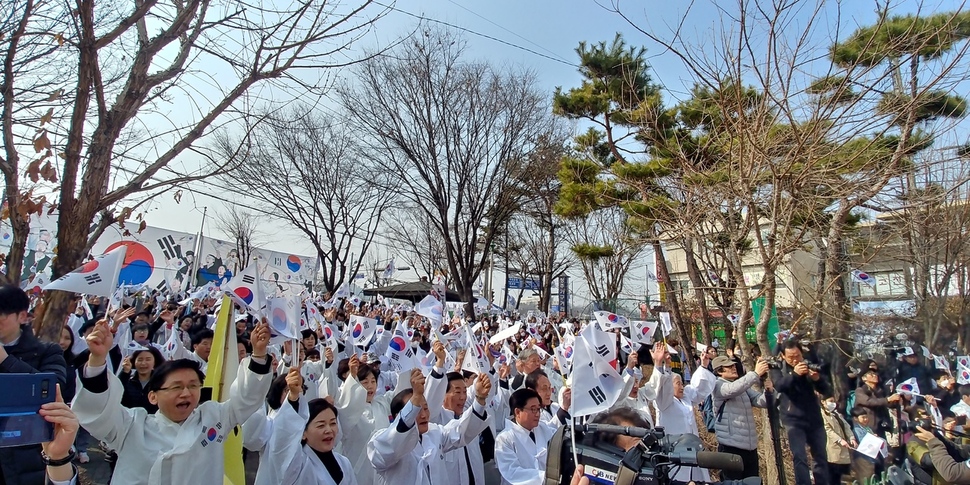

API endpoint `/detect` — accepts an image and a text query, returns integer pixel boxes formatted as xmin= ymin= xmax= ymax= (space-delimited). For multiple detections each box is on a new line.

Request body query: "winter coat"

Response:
xmin=769 ymin=362 xmax=830 ymax=427
xmin=822 ymin=409 xmax=854 ymax=465
xmin=711 ymin=371 xmax=766 ymax=450
xmin=854 ymin=384 xmax=893 ymax=434
xmin=0 ymin=325 xmax=67 ymax=485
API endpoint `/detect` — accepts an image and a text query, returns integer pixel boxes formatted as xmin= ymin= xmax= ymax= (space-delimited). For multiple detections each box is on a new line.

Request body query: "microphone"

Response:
xmin=668 ymin=451 xmax=744 ymax=472
xmin=579 ymin=423 xmax=655 ymax=438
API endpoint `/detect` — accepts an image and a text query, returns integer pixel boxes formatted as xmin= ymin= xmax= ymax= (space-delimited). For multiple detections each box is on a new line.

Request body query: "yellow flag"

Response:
xmin=202 ymin=296 xmax=245 ymax=485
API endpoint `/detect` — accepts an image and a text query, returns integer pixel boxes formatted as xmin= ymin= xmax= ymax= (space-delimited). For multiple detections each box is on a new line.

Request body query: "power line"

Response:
xmin=442 ymin=0 xmax=574 ymax=65
xmin=373 ymin=1 xmax=579 ymax=68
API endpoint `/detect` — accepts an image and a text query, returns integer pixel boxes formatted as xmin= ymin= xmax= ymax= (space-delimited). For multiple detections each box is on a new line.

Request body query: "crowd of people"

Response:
xmin=4 ymin=281 xmax=970 ymax=485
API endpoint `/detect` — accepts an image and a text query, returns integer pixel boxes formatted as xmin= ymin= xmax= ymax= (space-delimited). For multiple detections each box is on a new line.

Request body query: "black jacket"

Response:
xmin=0 ymin=325 xmax=67 ymax=485
xmin=120 ymin=372 xmax=157 ymax=414
xmin=769 ymin=361 xmax=831 ymax=427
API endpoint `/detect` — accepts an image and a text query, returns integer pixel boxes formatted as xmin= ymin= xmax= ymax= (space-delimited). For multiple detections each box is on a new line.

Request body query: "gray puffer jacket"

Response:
xmin=712 ymin=371 xmax=766 ymax=450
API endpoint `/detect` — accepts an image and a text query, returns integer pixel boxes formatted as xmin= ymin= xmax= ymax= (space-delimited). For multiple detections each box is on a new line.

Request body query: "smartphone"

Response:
xmin=0 ymin=373 xmax=57 ymax=448
xmin=957 ymin=415 xmax=968 ymax=427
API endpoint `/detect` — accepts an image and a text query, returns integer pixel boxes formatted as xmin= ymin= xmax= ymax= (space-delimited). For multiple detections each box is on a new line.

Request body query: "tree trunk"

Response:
xmin=39 ymin=204 xmax=94 ymax=341
xmin=3 ymin=206 xmax=29 ymax=286
xmin=653 ymin=239 xmax=693 ymax=370
xmin=683 ymin=238 xmax=711 ymax=346
xmin=810 ymin=236 xmax=828 ymax=340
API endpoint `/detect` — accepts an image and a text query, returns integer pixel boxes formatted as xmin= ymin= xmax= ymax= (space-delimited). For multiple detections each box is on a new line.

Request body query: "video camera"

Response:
xmin=543 ymin=423 xmax=760 ymax=485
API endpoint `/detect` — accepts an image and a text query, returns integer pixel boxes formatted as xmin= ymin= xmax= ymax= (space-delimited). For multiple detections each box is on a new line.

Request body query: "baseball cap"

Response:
xmin=712 ymin=356 xmax=735 ymax=371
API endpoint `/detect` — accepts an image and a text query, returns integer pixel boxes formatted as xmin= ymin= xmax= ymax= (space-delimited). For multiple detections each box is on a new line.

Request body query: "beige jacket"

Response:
xmin=822 ymin=408 xmax=853 ymax=464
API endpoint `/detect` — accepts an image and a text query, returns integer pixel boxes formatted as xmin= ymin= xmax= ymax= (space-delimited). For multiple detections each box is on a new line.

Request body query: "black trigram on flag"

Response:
xmin=273 ymin=257 xmax=283 ymax=267
xmin=84 ymin=274 xmax=103 ymax=285
xmin=594 ymin=345 xmax=610 ymax=357
xmin=588 ymin=386 xmax=607 ymax=405
xmin=390 ymin=353 xmax=400 ymax=361
xmin=242 ymin=275 xmax=256 ymax=285
xmin=157 ymin=235 xmax=181 ymax=260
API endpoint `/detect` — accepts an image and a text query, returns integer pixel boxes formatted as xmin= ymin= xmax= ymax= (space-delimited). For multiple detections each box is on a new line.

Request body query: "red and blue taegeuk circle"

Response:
xmin=234 ymin=287 xmax=254 ymax=305
xmin=641 ymin=325 xmax=652 ymax=336
xmin=74 ymin=260 xmax=100 ymax=274
xmin=286 ymin=255 xmax=301 ymax=272
xmin=323 ymin=326 xmax=333 ymax=339
xmin=563 ymin=346 xmax=573 ymax=359
xmin=271 ymin=308 xmax=288 ymax=333
xmin=608 ymin=313 xmax=619 ymax=322
xmin=206 ymin=428 xmax=218 ymax=441
xmin=105 ymin=241 xmax=154 ymax=285
xmin=351 ymin=323 xmax=363 ymax=338
xmin=389 ymin=336 xmax=408 ymax=352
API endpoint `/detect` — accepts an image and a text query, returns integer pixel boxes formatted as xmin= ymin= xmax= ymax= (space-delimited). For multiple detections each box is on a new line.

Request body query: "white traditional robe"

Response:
xmin=266 ymin=398 xmax=358 ymax=485
xmin=654 ymin=366 xmax=716 ymax=483
xmin=367 ymin=400 xmax=490 ymax=485
xmin=494 ymin=419 xmax=558 ymax=485
xmin=334 ymin=370 xmax=396 ymax=483
xmin=72 ymin=357 xmax=271 ymax=485
xmin=242 ymin=397 xmax=310 ymax=485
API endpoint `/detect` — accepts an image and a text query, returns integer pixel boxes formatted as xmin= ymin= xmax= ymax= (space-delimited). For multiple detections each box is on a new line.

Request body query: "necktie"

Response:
xmin=529 ymin=431 xmax=536 ymax=443
xmin=464 ymin=446 xmax=476 ymax=485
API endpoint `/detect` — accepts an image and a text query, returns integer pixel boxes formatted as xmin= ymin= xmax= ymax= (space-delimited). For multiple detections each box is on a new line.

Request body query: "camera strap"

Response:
xmin=715 ymin=400 xmax=728 ymax=423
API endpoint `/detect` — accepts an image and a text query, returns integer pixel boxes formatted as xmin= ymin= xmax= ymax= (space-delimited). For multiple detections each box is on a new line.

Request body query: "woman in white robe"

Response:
xmin=654 ymin=361 xmax=716 ymax=483
xmin=243 ymin=368 xmax=310 ymax=485
xmin=271 ymin=397 xmax=357 ymax=485
xmin=333 ymin=353 xmax=398 ymax=484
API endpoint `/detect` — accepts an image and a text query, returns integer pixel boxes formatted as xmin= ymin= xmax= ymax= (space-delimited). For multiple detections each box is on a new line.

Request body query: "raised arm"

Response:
xmin=71 ymin=320 xmax=134 ymax=450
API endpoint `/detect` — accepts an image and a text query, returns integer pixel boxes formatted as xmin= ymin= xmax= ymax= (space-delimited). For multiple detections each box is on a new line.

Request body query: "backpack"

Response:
xmin=702 ymin=395 xmax=717 ymax=433
xmin=846 ymin=390 xmax=856 ymax=416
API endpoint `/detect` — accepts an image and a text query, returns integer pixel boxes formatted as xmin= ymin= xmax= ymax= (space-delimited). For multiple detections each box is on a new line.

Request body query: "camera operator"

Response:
xmin=913 ymin=423 xmax=970 ymax=484
xmin=769 ymin=339 xmax=831 ymax=485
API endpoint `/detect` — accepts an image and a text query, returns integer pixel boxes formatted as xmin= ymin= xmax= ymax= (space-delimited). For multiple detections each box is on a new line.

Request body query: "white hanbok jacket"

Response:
xmin=610 ymin=368 xmax=663 ymax=426
xmin=367 ymin=399 xmax=490 ymax=485
xmin=334 ymin=370 xmax=396 ymax=484
xmin=242 ymin=397 xmax=310 ymax=485
xmin=654 ymin=366 xmax=716 ymax=483
xmin=494 ymin=419 xmax=558 ymax=485
xmin=266 ymin=398 xmax=358 ymax=485
xmin=72 ymin=356 xmax=272 ymax=485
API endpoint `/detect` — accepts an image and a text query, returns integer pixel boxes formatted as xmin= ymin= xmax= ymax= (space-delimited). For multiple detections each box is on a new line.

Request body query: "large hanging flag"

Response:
xmin=629 ymin=320 xmax=658 ymax=345
xmin=384 ymin=321 xmax=416 ymax=372
xmin=44 ymin=246 xmax=127 ymax=298
xmin=593 ymin=311 xmax=628 ymax=330
xmin=570 ymin=334 xmax=624 ymax=417
xmin=414 ymin=294 xmax=443 ymax=328
xmin=201 ymin=295 xmax=245 ymax=485
xmin=222 ymin=263 xmax=264 ymax=314
xmin=348 ymin=314 xmax=378 ymax=348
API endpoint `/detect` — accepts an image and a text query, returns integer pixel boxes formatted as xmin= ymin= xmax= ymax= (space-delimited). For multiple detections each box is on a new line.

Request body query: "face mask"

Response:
xmin=824 ymin=402 xmax=837 ymax=412
xmin=941 ymin=379 xmax=951 ymax=388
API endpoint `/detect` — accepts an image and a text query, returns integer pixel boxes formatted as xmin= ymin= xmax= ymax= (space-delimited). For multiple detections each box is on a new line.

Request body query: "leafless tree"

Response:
xmin=340 ymin=28 xmax=554 ymax=316
xmin=212 ymin=205 xmax=267 ymax=272
xmin=21 ymin=0 xmax=392 ymax=339
xmin=219 ymin=106 xmax=394 ymax=293
xmin=564 ymin=208 xmax=647 ymax=309
xmin=384 ymin=206 xmax=449 ymax=284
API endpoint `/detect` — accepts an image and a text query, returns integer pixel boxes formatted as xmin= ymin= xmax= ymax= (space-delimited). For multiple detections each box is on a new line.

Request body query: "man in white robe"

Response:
xmin=367 ymin=369 xmax=491 ymax=485
xmin=494 ymin=388 xmax=559 ymax=485
xmin=72 ymin=319 xmax=273 ymax=485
